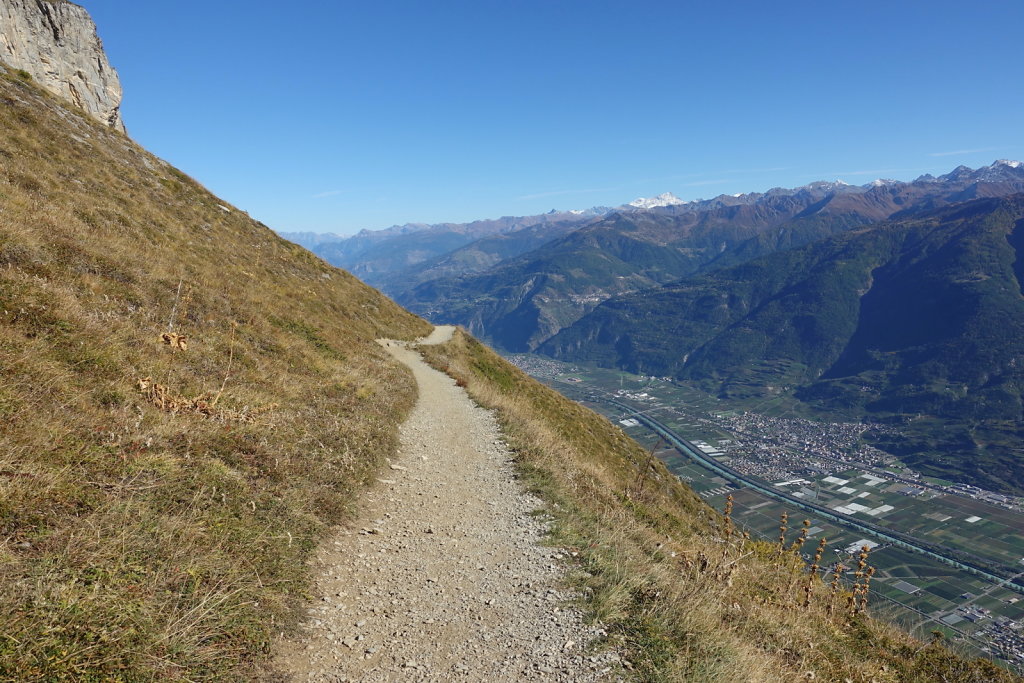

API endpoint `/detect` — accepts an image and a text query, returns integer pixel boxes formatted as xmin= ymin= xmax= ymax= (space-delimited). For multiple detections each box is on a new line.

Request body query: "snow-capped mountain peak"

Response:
xmin=994 ymin=159 xmax=1022 ymax=169
xmin=628 ymin=192 xmax=688 ymax=209
xmin=801 ymin=179 xmax=851 ymax=192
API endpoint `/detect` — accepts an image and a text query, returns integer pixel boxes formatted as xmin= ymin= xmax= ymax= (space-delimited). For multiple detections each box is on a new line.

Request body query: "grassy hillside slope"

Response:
xmin=0 ymin=66 xmax=430 ymax=679
xmin=421 ymin=330 xmax=1016 ymax=682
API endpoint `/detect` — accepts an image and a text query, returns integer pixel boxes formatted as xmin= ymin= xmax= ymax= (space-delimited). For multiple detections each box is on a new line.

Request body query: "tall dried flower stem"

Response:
xmin=803 ymin=537 xmax=827 ymax=608
xmin=777 ymin=511 xmax=789 ymax=555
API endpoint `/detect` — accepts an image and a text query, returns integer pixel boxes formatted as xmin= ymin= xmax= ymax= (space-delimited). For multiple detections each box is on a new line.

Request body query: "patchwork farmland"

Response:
xmin=508 ymin=353 xmax=1024 ymax=672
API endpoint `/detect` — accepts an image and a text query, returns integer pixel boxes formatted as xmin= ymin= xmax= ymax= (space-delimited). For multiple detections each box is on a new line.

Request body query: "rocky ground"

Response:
xmin=272 ymin=327 xmax=621 ymax=681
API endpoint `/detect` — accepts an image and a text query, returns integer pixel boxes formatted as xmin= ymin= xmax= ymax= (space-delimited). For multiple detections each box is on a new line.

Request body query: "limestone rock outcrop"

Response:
xmin=0 ymin=0 xmax=125 ymax=132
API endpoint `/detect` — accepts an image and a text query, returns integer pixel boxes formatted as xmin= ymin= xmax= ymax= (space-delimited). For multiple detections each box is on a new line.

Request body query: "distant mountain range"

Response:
xmin=392 ymin=160 xmax=1024 ymax=351
xmin=279 ymin=207 xmax=612 ymax=290
xmin=283 ymin=160 xmax=1024 ymax=492
xmin=284 ymin=161 xmax=1024 ymax=310
xmin=286 ymin=162 xmax=1024 ymax=353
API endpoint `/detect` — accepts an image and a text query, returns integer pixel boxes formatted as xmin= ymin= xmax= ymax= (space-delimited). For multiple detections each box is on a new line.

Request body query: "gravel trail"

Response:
xmin=273 ymin=326 xmax=619 ymax=681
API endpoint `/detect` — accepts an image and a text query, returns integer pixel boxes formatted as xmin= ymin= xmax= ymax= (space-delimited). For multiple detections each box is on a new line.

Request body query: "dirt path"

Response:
xmin=273 ymin=326 xmax=619 ymax=681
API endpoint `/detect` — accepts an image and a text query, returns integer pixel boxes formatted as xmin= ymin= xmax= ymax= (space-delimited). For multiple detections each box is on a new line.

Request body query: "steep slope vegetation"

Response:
xmin=421 ymin=330 xmax=1015 ymax=682
xmin=399 ymin=167 xmax=1024 ymax=352
xmin=0 ymin=65 xmax=430 ymax=679
xmin=543 ymin=196 xmax=1024 ymax=492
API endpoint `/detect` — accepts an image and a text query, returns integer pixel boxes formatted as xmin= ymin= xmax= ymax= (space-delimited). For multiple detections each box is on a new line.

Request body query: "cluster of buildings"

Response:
xmin=505 ymin=354 xmax=576 ymax=379
xmin=979 ymin=616 xmax=1024 ymax=664
xmin=944 ymin=608 xmax=1024 ymax=665
xmin=700 ymin=410 xmax=1024 ymax=513
xmin=713 ymin=411 xmax=899 ymax=468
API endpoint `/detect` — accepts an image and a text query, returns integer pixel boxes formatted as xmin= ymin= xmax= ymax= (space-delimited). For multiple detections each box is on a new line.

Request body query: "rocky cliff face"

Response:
xmin=0 ymin=0 xmax=125 ymax=132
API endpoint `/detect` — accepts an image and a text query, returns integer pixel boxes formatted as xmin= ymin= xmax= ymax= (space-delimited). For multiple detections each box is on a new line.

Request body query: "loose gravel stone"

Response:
xmin=273 ymin=327 xmax=621 ymax=681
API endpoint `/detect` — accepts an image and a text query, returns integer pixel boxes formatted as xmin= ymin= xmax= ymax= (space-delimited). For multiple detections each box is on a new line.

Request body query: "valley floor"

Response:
xmin=271 ymin=327 xmax=619 ymax=681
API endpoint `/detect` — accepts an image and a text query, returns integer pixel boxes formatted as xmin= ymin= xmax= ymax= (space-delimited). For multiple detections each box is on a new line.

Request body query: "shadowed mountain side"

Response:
xmin=398 ymin=165 xmax=1024 ymax=352
xmin=541 ymin=196 xmax=1024 ymax=492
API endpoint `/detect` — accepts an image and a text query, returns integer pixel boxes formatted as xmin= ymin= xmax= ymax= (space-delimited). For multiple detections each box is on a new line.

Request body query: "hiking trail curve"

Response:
xmin=273 ymin=325 xmax=621 ymax=681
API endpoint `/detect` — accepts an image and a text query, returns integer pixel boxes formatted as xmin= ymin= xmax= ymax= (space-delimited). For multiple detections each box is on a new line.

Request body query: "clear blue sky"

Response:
xmin=83 ymin=1 xmax=1023 ymax=235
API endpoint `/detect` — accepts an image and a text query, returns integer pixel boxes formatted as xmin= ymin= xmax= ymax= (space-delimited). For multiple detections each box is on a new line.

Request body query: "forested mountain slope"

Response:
xmin=398 ymin=164 xmax=1024 ymax=351
xmin=543 ymin=196 xmax=1024 ymax=492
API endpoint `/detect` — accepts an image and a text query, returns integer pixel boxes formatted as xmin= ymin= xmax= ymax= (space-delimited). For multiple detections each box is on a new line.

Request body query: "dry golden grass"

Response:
xmin=421 ymin=330 xmax=1019 ymax=682
xmin=0 ymin=66 xmax=430 ymax=679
